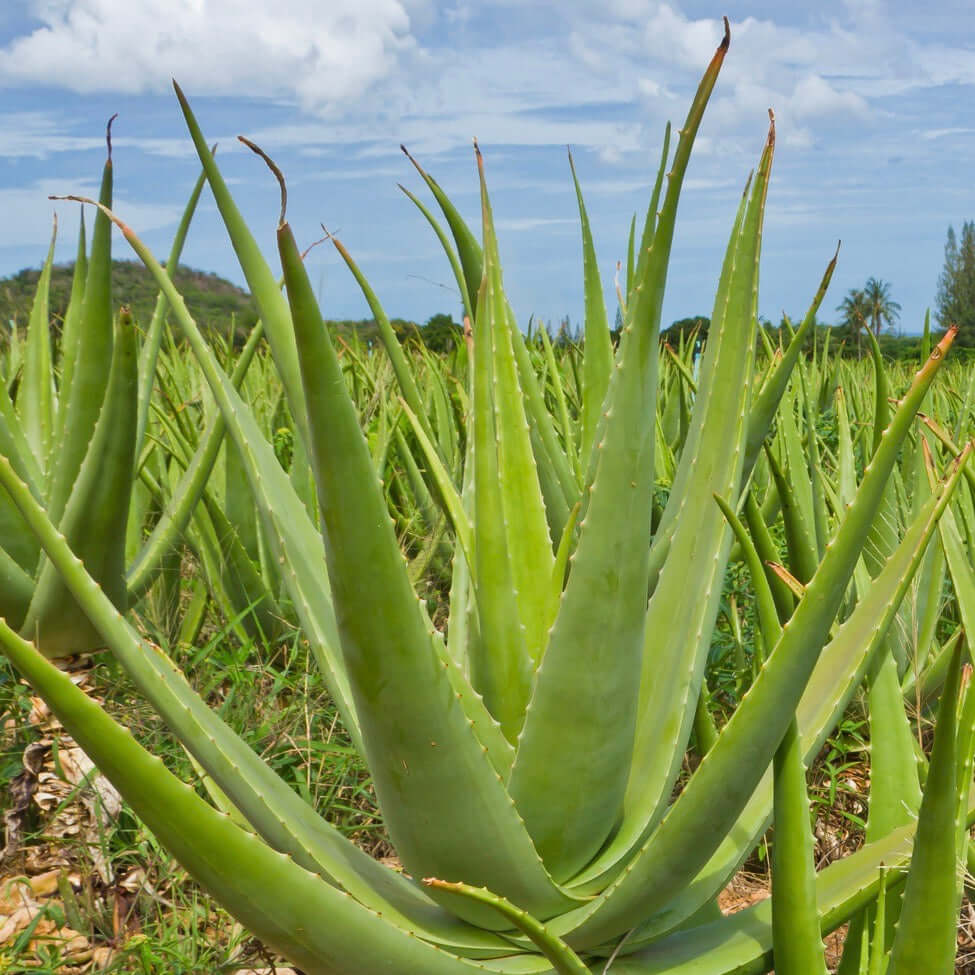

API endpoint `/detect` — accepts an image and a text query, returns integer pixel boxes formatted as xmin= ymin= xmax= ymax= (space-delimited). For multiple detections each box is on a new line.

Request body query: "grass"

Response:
xmin=0 ymin=595 xmax=385 ymax=972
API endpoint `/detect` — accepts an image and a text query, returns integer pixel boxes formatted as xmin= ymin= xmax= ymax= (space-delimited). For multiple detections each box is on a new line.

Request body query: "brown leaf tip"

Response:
xmin=721 ymin=16 xmax=731 ymax=50
xmin=238 ymin=136 xmax=287 ymax=227
xmin=106 ymin=112 xmax=119 ymax=162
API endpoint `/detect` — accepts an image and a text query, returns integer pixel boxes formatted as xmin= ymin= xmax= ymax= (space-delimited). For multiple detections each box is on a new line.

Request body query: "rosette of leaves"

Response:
xmin=2 ymin=21 xmax=973 ymax=975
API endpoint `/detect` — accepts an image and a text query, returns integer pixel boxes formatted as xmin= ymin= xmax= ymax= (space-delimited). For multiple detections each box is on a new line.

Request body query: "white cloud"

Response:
xmin=790 ymin=75 xmax=868 ymax=119
xmin=0 ymin=0 xmax=419 ymax=111
xmin=0 ymin=179 xmax=181 ymax=256
xmin=496 ymin=216 xmax=577 ymax=232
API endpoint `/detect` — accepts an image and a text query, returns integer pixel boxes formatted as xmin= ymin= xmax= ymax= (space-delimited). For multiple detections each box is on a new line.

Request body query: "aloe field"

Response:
xmin=3 ymin=20 xmax=975 ymax=975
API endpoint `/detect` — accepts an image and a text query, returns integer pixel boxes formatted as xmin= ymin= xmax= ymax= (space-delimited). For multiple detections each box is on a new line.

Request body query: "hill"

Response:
xmin=0 ymin=260 xmax=259 ymax=342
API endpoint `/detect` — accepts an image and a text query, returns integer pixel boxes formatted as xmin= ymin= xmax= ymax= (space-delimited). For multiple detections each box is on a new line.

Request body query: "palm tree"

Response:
xmin=837 ymin=287 xmax=869 ymax=355
xmin=862 ymin=277 xmax=901 ymax=338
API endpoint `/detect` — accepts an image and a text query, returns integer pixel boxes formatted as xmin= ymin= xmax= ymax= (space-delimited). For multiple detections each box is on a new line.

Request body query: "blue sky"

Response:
xmin=0 ymin=1 xmax=972 ymax=334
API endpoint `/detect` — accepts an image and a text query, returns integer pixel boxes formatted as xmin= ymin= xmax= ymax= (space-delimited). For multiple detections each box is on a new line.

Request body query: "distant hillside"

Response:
xmin=0 ymin=260 xmax=259 ymax=341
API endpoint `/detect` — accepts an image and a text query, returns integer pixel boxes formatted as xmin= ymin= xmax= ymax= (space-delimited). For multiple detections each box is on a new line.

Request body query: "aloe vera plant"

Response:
xmin=2 ymin=21 xmax=974 ymax=975
xmin=0 ymin=123 xmax=243 ymax=656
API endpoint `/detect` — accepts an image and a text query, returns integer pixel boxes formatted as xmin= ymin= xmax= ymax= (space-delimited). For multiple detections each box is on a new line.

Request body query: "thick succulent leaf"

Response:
xmin=0 ymin=623 xmax=540 ymax=975
xmin=71 ymin=199 xmax=362 ymax=749
xmin=568 ymin=150 xmax=612 ymax=463
xmin=557 ymin=344 xmax=960 ymax=946
xmin=127 ymin=319 xmax=265 ymax=601
xmin=401 ymin=144 xmax=484 ymax=314
xmin=425 ymin=880 xmax=591 ymax=975
xmin=469 ymin=228 xmax=533 ymax=739
xmin=331 ymin=236 xmax=433 ymax=444
xmin=135 ymin=159 xmax=210 ymax=454
xmin=53 ymin=211 xmax=87 ymax=452
xmin=771 ymin=720 xmax=827 ymax=975
xmin=591 ymin=814 xmax=965 ymax=975
xmin=507 ymin=125 xmax=713 ymax=878
xmin=0 ymin=395 xmax=43 ymax=578
xmin=46 ymin=156 xmax=114 ymax=528
xmin=279 ymin=217 xmax=583 ymax=923
xmin=20 ymin=219 xmax=57 ymax=472
xmin=22 ymin=308 xmax=138 ymax=656
xmin=622 ymin=445 xmax=969 ymax=950
xmin=0 ymin=448 xmax=523 ymax=959
xmin=742 ymin=245 xmax=838 ymax=482
xmin=886 ymin=639 xmax=968 ymax=975
xmin=173 ymin=87 xmax=310 ymax=450
xmin=537 ymin=323 xmax=579 ymax=483
xmin=399 ymin=182 xmax=475 ymax=324
xmin=575 ymin=114 xmax=770 ymax=893
xmin=476 ymin=164 xmax=556 ymax=672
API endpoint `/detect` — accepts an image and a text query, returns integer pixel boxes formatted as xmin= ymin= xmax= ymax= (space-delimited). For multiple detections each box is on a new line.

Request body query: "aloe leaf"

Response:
xmin=479 ymin=165 xmax=556 ymax=670
xmin=586 ymin=813 xmax=966 ymax=975
xmin=764 ymin=439 xmax=819 ymax=584
xmin=67 ymin=197 xmax=362 ymax=748
xmin=0 ymin=543 xmax=34 ymax=625
xmin=330 ymin=235 xmax=432 ymax=443
xmin=576 ymin=111 xmax=770 ymax=893
xmin=743 ymin=488 xmax=794 ymax=621
xmin=399 ymin=182 xmax=475 ymax=325
xmin=886 ymin=639 xmax=969 ymax=975
xmin=798 ymin=364 xmax=830 ymax=557
xmin=135 ymin=158 xmax=210 ymax=454
xmin=777 ymin=386 xmax=821 ymax=578
xmin=558 ymin=337 xmax=960 ymax=947
xmin=53 ymin=210 xmax=87 ymax=450
xmin=0 ymin=447 xmax=523 ymax=959
xmin=47 ymin=147 xmax=114 ymax=529
xmin=507 ymin=112 xmax=717 ymax=878
xmin=770 ymin=719 xmax=827 ymax=975
xmin=0 ymin=397 xmax=43 ymax=576
xmin=172 ymin=90 xmax=309 ymax=450
xmin=195 ymin=488 xmax=285 ymax=642
xmin=127 ymin=319 xmax=264 ymax=601
xmin=568 ymin=150 xmax=612 ymax=464
xmin=839 ymin=641 xmax=923 ymax=969
xmin=866 ymin=327 xmax=891 ymax=457
xmin=742 ymin=244 xmax=838 ymax=481
xmin=625 ymin=212 xmax=637 ymax=301
xmin=515 ymin=338 xmax=579 ymax=536
xmin=0 ymin=623 xmax=524 ymax=975
xmin=536 ymin=322 xmax=579 ymax=482
xmin=633 ymin=444 xmax=968 ymax=950
xmin=400 ymin=399 xmax=473 ymax=570
xmin=401 ymin=144 xmax=484 ymax=313
xmin=20 ymin=217 xmax=57 ymax=472
xmin=866 ymin=650 xmax=924 ymax=836
xmin=714 ymin=493 xmax=779 ymax=644
xmin=23 ymin=308 xmax=138 ymax=656
xmin=425 ymin=879 xmax=591 ymax=975
xmin=467 ymin=236 xmax=533 ymax=738
xmin=279 ymin=212 xmax=583 ymax=922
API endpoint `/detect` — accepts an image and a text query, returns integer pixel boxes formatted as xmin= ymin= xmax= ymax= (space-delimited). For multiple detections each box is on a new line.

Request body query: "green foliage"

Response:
xmin=936 ymin=221 xmax=975 ymax=346
xmin=1 ymin=20 xmax=974 ymax=975
xmin=0 ymin=260 xmax=258 ymax=345
xmin=420 ymin=312 xmax=464 ymax=353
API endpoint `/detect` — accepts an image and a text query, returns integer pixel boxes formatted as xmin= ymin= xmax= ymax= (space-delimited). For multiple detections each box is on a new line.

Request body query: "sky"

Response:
xmin=0 ymin=1 xmax=972 ymax=335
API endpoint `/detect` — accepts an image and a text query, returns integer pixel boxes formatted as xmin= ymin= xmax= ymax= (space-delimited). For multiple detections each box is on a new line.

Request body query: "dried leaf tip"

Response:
xmin=720 ymin=15 xmax=731 ymax=50
xmin=238 ymin=136 xmax=287 ymax=227
xmin=106 ymin=113 xmax=119 ymax=162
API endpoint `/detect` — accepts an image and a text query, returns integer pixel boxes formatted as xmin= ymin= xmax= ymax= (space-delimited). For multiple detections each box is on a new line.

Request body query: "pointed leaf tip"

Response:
xmin=106 ymin=112 xmax=118 ymax=161
xmin=238 ymin=136 xmax=287 ymax=227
